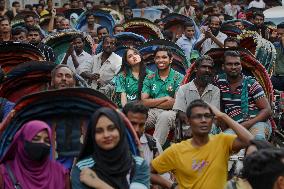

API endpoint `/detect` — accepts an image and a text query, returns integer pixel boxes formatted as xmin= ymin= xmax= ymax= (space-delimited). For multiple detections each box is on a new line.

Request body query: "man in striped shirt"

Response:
xmin=214 ymin=50 xmax=272 ymax=140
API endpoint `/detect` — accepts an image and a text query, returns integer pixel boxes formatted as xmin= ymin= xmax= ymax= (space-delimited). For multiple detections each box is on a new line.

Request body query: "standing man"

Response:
xmin=97 ymin=26 xmax=109 ymax=42
xmin=271 ymin=22 xmax=284 ymax=91
xmin=80 ymin=12 xmax=101 ymax=35
xmin=151 ymin=99 xmax=253 ymax=189
xmin=176 ymin=22 xmax=196 ymax=61
xmin=195 ymin=16 xmax=227 ymax=54
xmin=247 ymin=12 xmax=269 ymax=39
xmin=27 ymin=26 xmax=56 ymax=62
xmin=61 ymin=35 xmax=92 ymax=73
xmin=154 ymin=55 xmax=220 ymax=145
xmin=215 ymin=50 xmax=272 ymax=140
xmin=78 ymin=35 xmax=122 ymax=90
xmin=122 ymin=6 xmax=133 ymax=23
xmin=141 ymin=47 xmax=183 ymax=132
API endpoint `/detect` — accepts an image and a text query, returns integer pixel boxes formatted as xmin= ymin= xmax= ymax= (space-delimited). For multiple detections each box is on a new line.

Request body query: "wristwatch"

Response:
xmin=170 ymin=182 xmax=178 ymax=189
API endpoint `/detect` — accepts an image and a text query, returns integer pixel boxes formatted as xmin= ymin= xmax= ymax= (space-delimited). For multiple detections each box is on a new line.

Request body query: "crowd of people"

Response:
xmin=1 ymin=0 xmax=284 ymax=188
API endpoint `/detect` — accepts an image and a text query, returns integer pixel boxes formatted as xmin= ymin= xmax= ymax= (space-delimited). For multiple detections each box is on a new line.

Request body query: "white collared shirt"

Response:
xmin=78 ymin=52 xmax=122 ymax=89
xmin=197 ymin=31 xmax=227 ymax=55
xmin=61 ymin=50 xmax=93 ymax=73
xmin=173 ymin=81 xmax=220 ymax=112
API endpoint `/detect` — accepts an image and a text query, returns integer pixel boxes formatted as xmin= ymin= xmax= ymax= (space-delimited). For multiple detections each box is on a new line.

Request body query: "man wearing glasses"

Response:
xmin=150 ymin=99 xmax=253 ymax=189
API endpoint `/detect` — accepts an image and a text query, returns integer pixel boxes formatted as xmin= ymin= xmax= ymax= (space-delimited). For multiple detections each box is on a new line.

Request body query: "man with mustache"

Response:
xmin=195 ymin=16 xmax=227 ymax=54
xmin=215 ymin=50 xmax=272 ymax=140
xmin=50 ymin=64 xmax=76 ymax=89
xmin=61 ymin=35 xmax=92 ymax=73
xmin=153 ymin=55 xmax=220 ymax=146
xmin=247 ymin=12 xmax=269 ymax=40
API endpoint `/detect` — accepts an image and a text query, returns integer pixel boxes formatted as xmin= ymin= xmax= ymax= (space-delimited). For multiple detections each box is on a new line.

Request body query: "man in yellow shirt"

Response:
xmin=151 ymin=99 xmax=254 ymax=189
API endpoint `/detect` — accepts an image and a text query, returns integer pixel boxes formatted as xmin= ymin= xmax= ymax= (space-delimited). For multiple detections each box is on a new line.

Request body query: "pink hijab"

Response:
xmin=0 ymin=120 xmax=68 ymax=189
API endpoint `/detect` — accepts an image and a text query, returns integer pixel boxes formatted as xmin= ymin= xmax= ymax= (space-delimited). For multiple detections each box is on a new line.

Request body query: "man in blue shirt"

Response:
xmin=176 ymin=22 xmax=196 ymax=61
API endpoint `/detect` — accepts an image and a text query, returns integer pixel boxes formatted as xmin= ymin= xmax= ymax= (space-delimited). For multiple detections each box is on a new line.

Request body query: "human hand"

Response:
xmin=67 ymin=43 xmax=74 ymax=55
xmin=51 ymin=8 xmax=56 ymax=17
xmin=80 ymin=168 xmax=99 ymax=187
xmin=206 ymin=103 xmax=224 ymax=119
xmin=205 ymin=28 xmax=213 ymax=38
xmin=91 ymin=73 xmax=100 ymax=80
xmin=240 ymin=120 xmax=253 ymax=129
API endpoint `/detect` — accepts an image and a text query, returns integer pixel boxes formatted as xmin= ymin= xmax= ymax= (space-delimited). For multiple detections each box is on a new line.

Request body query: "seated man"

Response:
xmin=141 ymin=47 xmax=183 ymax=137
xmin=61 ymin=35 xmax=93 ymax=73
xmin=78 ymin=35 xmax=122 ymax=93
xmin=224 ymin=37 xmax=240 ymax=48
xmin=214 ymin=50 xmax=272 ymax=140
xmin=123 ymin=101 xmax=171 ymax=187
xmin=151 ymin=99 xmax=253 ymax=189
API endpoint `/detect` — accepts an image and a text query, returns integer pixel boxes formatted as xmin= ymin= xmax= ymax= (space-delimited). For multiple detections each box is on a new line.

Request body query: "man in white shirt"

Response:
xmin=78 ymin=35 xmax=122 ymax=90
xmin=61 ymin=35 xmax=93 ymax=73
xmin=176 ymin=22 xmax=196 ymax=61
xmin=195 ymin=16 xmax=227 ymax=54
xmin=80 ymin=12 xmax=101 ymax=35
xmin=224 ymin=0 xmax=241 ymax=18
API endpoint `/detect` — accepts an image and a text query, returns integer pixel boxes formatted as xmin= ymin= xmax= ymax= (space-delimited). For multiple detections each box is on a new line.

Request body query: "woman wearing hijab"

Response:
xmin=115 ymin=47 xmax=152 ymax=107
xmin=0 ymin=120 xmax=70 ymax=189
xmin=71 ymin=107 xmax=150 ymax=189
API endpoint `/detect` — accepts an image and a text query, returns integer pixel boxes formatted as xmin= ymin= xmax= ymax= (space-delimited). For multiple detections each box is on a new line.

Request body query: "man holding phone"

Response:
xmin=61 ymin=34 xmax=93 ymax=73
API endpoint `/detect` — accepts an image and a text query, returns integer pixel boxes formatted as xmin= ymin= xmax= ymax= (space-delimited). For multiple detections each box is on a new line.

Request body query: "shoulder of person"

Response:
xmin=111 ymin=52 xmax=123 ymax=60
xmin=75 ymin=157 xmax=95 ymax=170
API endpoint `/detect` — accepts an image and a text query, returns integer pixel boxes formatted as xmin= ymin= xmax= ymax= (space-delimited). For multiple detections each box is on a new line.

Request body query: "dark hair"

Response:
xmin=12 ymin=1 xmax=20 ymax=7
xmin=162 ymin=30 xmax=173 ymax=41
xmin=224 ymin=50 xmax=240 ymax=59
xmin=113 ymin=24 xmax=123 ymax=31
xmin=122 ymin=101 xmax=149 ymax=116
xmin=242 ymin=148 xmax=284 ymax=189
xmin=51 ymin=64 xmax=76 ymax=81
xmin=186 ymin=99 xmax=212 ymax=118
xmin=277 ymin=22 xmax=284 ymax=29
xmin=224 ymin=37 xmax=240 ymax=46
xmin=85 ymin=11 xmax=94 ymax=19
xmin=102 ymin=35 xmax=115 ymax=44
xmin=123 ymin=6 xmax=132 ymax=12
xmin=119 ymin=48 xmax=146 ymax=100
xmin=24 ymin=14 xmax=34 ymax=21
xmin=97 ymin=25 xmax=109 ymax=34
xmin=24 ymin=4 xmax=33 ymax=10
xmin=154 ymin=46 xmax=172 ymax=59
xmin=27 ymin=26 xmax=41 ymax=34
xmin=253 ymin=12 xmax=265 ymax=19
xmin=11 ymin=27 xmax=28 ymax=36
xmin=183 ymin=22 xmax=195 ymax=30
xmin=244 ymin=139 xmax=274 ymax=156
xmin=0 ymin=18 xmax=10 ymax=24
xmin=195 ymin=55 xmax=214 ymax=68
xmin=71 ymin=34 xmax=84 ymax=42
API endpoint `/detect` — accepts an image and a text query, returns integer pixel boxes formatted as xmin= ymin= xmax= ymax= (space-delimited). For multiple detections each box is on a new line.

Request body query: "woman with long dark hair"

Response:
xmin=115 ymin=47 xmax=152 ymax=107
xmin=71 ymin=107 xmax=150 ymax=189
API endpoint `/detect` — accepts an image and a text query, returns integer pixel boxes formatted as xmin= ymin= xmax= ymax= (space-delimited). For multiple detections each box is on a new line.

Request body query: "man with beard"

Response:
xmin=271 ymin=22 xmax=284 ymax=91
xmin=247 ymin=12 xmax=269 ymax=40
xmin=195 ymin=16 xmax=227 ymax=55
xmin=50 ymin=64 xmax=76 ymax=89
xmin=122 ymin=6 xmax=133 ymax=23
xmin=176 ymin=22 xmax=196 ymax=61
xmin=151 ymin=99 xmax=253 ymax=189
xmin=141 ymin=47 xmax=183 ymax=146
xmin=61 ymin=35 xmax=92 ymax=73
xmin=78 ymin=35 xmax=122 ymax=90
xmin=80 ymin=12 xmax=101 ymax=35
xmin=154 ymin=55 xmax=220 ymax=146
xmin=215 ymin=51 xmax=272 ymax=140
xmin=0 ymin=18 xmax=11 ymax=41
xmin=27 ymin=26 xmax=55 ymax=62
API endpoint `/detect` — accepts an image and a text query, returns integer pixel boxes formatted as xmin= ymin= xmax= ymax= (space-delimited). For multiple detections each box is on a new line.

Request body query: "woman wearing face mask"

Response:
xmin=115 ymin=48 xmax=152 ymax=107
xmin=0 ymin=120 xmax=70 ymax=189
xmin=71 ymin=107 xmax=150 ymax=189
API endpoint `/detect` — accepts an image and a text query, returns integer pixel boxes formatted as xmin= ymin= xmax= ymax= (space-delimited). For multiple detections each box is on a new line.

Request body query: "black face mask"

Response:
xmin=24 ymin=141 xmax=50 ymax=161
